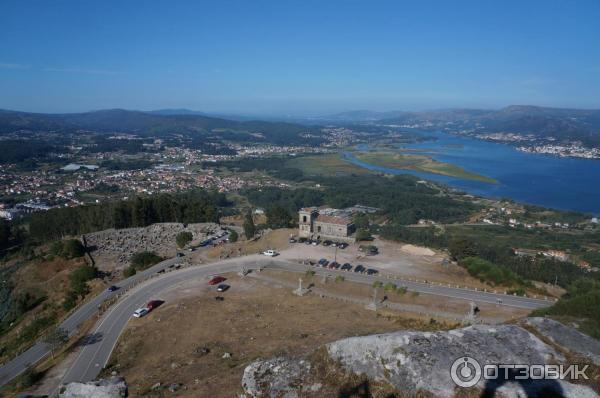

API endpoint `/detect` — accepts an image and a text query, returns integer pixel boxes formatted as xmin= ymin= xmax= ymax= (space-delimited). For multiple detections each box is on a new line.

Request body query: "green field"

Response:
xmin=287 ymin=153 xmax=373 ymax=177
xmin=353 ymin=151 xmax=497 ymax=184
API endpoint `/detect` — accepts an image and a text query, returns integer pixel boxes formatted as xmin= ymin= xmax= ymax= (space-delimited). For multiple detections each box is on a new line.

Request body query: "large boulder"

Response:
xmin=59 ymin=377 xmax=127 ymax=398
xmin=242 ymin=320 xmax=599 ymax=398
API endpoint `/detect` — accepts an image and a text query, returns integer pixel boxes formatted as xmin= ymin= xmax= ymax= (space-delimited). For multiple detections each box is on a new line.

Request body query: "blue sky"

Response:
xmin=1 ymin=0 xmax=599 ymax=115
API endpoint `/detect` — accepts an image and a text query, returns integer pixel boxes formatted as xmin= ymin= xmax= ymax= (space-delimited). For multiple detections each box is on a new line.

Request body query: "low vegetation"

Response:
xmin=535 ymin=278 xmax=600 ymax=338
xmin=175 ymin=231 xmax=193 ymax=248
xmin=123 ymin=251 xmax=163 ymax=277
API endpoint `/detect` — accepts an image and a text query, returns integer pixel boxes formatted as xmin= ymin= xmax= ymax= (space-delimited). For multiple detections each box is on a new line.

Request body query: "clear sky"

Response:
xmin=1 ymin=0 xmax=599 ymax=115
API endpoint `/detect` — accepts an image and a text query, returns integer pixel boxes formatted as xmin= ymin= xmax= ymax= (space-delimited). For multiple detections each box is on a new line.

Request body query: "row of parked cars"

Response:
xmin=294 ymin=237 xmax=348 ymax=249
xmin=312 ymin=258 xmax=379 ymax=275
xmin=200 ymin=230 xmax=229 ymax=247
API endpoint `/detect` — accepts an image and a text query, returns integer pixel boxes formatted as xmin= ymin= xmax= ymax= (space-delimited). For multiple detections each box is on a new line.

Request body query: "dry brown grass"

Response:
xmin=102 ymin=273 xmax=455 ymax=397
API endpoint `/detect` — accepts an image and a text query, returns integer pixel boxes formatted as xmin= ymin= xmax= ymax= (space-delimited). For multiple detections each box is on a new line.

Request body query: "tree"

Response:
xmin=61 ymin=239 xmax=86 ymax=258
xmin=265 ymin=205 xmax=292 ymax=229
xmin=176 ymin=231 xmax=193 ymax=248
xmin=228 ymin=230 xmax=238 ymax=243
xmin=355 ymin=229 xmax=373 ymax=241
xmin=43 ymin=327 xmax=68 ymax=358
xmin=243 ymin=212 xmax=256 ymax=239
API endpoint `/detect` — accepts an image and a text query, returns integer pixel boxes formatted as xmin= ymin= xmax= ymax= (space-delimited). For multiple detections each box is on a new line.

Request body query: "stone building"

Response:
xmin=298 ymin=207 xmax=355 ymax=242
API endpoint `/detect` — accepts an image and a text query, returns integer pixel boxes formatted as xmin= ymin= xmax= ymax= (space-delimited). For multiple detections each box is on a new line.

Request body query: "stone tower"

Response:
xmin=298 ymin=208 xmax=318 ymax=238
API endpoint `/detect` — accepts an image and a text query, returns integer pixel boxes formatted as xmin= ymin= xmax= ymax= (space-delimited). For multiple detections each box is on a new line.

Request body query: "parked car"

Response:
xmin=318 ymin=258 xmax=329 ymax=267
xmin=263 ymin=249 xmax=279 ymax=257
xmin=329 ymin=261 xmax=340 ymax=269
xmin=354 ymin=265 xmax=366 ymax=273
xmin=146 ymin=300 xmax=164 ymax=311
xmin=208 ymin=276 xmax=227 ymax=285
xmin=132 ymin=308 xmax=149 ymax=318
xmin=217 ymin=284 xmax=230 ymax=292
xmin=341 ymin=263 xmax=352 ymax=271
xmin=338 ymin=243 xmax=348 ymax=249
xmin=366 ymin=268 xmax=379 ymax=276
xmin=107 ymin=285 xmax=119 ymax=292
xmin=299 ymin=237 xmax=307 ymax=243
xmin=289 ymin=237 xmax=297 ymax=243
xmin=322 ymin=240 xmax=332 ymax=247
xmin=176 ymin=252 xmax=184 ymax=257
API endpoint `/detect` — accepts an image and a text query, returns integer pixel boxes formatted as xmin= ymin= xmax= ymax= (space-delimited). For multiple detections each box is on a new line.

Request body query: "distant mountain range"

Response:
xmin=2 ymin=105 xmax=600 ymax=147
xmin=0 ymin=108 xmax=322 ymax=145
xmin=317 ymin=105 xmax=600 ymax=146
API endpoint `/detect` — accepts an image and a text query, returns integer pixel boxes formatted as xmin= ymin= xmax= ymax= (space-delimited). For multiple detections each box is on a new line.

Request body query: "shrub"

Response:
xmin=229 ymin=230 xmax=238 ymax=243
xmin=460 ymin=257 xmax=522 ymax=286
xmin=130 ymin=251 xmax=163 ymax=271
xmin=123 ymin=266 xmax=136 ymax=277
xmin=175 ymin=231 xmax=193 ymax=248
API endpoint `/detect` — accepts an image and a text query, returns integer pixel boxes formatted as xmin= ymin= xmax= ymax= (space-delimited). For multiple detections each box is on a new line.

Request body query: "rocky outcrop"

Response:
xmin=241 ymin=319 xmax=599 ymax=398
xmin=523 ymin=317 xmax=600 ymax=365
xmin=59 ymin=377 xmax=127 ymax=398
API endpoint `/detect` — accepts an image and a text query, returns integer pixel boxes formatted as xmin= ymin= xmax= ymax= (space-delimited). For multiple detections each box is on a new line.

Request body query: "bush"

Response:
xmin=355 ymin=229 xmax=373 ymax=242
xmin=384 ymin=282 xmax=397 ymax=292
xmin=176 ymin=231 xmax=193 ymax=248
xmin=372 ymin=281 xmax=383 ymax=288
xmin=228 ymin=230 xmax=238 ymax=243
xmin=123 ymin=266 xmax=136 ymax=277
xmin=50 ymin=239 xmax=86 ymax=259
xmin=130 ymin=251 xmax=163 ymax=271
xmin=335 ymin=275 xmax=345 ymax=283
xmin=460 ymin=257 xmax=522 ymax=286
xmin=69 ymin=265 xmax=98 ymax=297
xmin=535 ymin=278 xmax=600 ymax=338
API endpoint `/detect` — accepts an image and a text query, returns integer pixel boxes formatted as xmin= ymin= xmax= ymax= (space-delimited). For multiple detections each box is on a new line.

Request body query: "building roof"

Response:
xmin=315 ymin=214 xmax=351 ymax=225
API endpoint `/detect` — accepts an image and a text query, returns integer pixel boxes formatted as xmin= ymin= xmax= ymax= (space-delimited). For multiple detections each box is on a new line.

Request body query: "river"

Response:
xmin=343 ymin=131 xmax=600 ymax=214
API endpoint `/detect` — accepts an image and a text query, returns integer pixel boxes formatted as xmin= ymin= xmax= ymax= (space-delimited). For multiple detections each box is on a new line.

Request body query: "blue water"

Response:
xmin=343 ymin=132 xmax=600 ymax=214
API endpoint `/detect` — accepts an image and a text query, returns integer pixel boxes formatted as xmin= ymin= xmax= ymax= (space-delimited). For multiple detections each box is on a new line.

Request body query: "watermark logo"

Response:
xmin=450 ymin=356 xmax=482 ymax=387
xmin=450 ymin=356 xmax=589 ymax=388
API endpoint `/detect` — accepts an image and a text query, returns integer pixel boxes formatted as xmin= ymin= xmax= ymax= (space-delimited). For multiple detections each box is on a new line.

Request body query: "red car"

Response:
xmin=146 ymin=300 xmax=164 ymax=311
xmin=208 ymin=276 xmax=227 ymax=285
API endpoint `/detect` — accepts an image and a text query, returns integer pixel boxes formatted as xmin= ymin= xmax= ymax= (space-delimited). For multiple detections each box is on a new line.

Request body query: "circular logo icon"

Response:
xmin=450 ymin=356 xmax=482 ymax=388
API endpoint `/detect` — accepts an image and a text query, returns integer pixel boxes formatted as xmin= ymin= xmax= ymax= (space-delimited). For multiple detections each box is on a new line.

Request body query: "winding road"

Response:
xmin=0 ymin=249 xmax=553 ymax=389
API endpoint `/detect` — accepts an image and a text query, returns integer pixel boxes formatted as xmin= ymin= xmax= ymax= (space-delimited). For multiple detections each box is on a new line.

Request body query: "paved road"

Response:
xmin=59 ymin=258 xmax=553 ymax=385
xmin=0 ymin=233 xmax=228 ymax=389
xmin=0 ymin=250 xmax=552 ymax=389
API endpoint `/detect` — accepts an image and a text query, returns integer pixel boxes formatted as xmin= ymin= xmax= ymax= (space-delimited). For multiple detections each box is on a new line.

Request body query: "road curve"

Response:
xmin=0 ymin=233 xmax=228 ymax=389
xmin=1 ymin=252 xmax=553 ymax=389
xmin=60 ymin=258 xmax=553 ymax=384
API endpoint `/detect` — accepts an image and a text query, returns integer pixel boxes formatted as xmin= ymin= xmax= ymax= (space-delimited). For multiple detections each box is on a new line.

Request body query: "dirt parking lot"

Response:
xmin=103 ymin=272 xmax=462 ymax=397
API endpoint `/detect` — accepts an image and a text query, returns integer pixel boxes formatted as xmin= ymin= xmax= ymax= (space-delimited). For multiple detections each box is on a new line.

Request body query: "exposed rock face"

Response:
xmin=59 ymin=377 xmax=127 ymax=398
xmin=84 ymin=222 xmax=219 ymax=270
xmin=242 ymin=357 xmax=316 ymax=398
xmin=523 ymin=317 xmax=600 ymax=365
xmin=242 ymin=320 xmax=599 ymax=398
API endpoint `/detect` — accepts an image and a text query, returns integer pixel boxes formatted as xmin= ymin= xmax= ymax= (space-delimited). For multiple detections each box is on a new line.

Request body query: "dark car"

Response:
xmin=176 ymin=252 xmax=184 ymax=257
xmin=338 ymin=243 xmax=348 ymax=249
xmin=329 ymin=261 xmax=340 ymax=269
xmin=366 ymin=268 xmax=379 ymax=276
xmin=322 ymin=240 xmax=332 ymax=247
xmin=318 ymin=258 xmax=328 ymax=267
xmin=216 ymin=284 xmax=230 ymax=292
xmin=107 ymin=285 xmax=119 ymax=292
xmin=354 ymin=265 xmax=365 ymax=273
xmin=341 ymin=263 xmax=352 ymax=271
